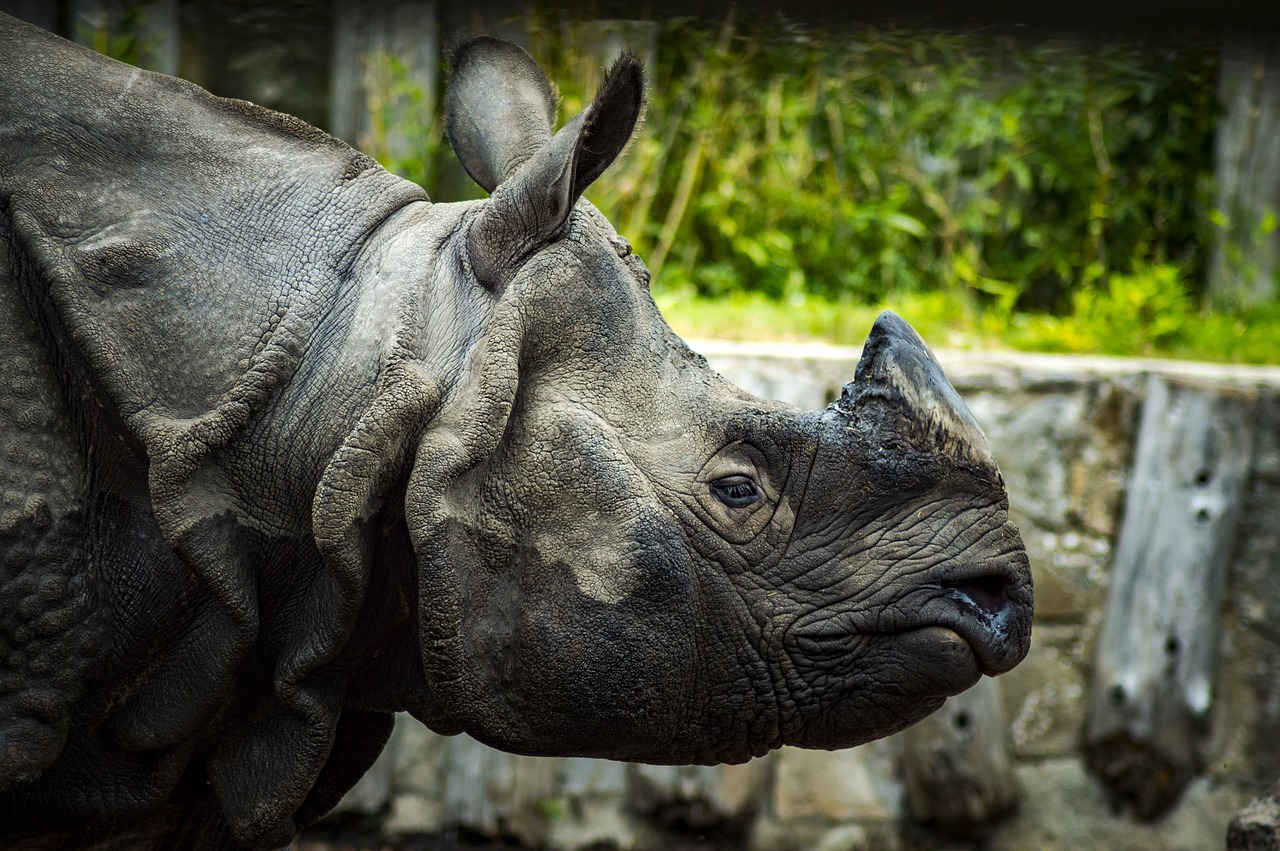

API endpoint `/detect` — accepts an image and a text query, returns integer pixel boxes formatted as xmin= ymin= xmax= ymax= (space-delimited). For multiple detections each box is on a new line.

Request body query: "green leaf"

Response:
xmin=1261 ymin=209 xmax=1278 ymax=236
xmin=883 ymin=212 xmax=928 ymax=237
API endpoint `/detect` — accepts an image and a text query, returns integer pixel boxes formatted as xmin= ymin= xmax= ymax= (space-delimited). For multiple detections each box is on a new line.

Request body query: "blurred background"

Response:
xmin=5 ymin=2 xmax=1280 ymax=850
xmin=7 ymin=0 xmax=1280 ymax=362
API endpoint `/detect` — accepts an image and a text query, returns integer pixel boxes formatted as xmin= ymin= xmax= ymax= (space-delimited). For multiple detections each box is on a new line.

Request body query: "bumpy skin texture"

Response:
xmin=0 ymin=17 xmax=1032 ymax=851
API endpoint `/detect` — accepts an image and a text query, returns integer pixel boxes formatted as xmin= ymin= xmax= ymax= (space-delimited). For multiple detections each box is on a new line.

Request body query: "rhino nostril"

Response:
xmin=946 ymin=573 xmax=1010 ymax=617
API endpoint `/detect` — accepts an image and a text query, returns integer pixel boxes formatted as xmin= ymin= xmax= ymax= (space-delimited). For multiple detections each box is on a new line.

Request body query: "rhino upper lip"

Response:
xmin=790 ymin=565 xmax=1025 ymax=676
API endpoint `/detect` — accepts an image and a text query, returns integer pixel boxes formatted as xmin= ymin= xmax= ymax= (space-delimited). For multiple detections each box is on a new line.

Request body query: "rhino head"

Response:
xmin=383 ymin=37 xmax=1033 ymax=764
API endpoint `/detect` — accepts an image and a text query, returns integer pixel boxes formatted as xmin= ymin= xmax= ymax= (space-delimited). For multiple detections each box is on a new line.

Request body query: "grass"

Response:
xmin=1003 ymin=305 xmax=1280 ymax=364
xmin=655 ymin=288 xmax=1280 ymax=365
xmin=654 ymin=289 xmax=977 ymax=348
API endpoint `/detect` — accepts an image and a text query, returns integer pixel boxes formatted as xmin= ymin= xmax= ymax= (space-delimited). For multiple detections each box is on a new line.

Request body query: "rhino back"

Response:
xmin=0 ymin=12 xmax=432 ymax=837
xmin=0 ymin=14 xmax=427 ymax=438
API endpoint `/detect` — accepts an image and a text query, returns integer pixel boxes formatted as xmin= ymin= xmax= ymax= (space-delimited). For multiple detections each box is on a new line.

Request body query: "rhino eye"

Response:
xmin=710 ymin=475 xmax=759 ymax=508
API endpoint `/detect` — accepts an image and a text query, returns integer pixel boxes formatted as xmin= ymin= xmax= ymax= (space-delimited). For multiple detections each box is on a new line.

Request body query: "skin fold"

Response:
xmin=0 ymin=16 xmax=1032 ymax=850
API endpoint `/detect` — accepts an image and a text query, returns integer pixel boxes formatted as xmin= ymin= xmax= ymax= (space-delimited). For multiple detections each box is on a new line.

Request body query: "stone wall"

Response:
xmin=317 ymin=342 xmax=1280 ymax=851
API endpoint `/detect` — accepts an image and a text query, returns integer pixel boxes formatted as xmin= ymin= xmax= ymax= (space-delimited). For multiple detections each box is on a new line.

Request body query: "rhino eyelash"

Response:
xmin=710 ymin=475 xmax=760 ymax=508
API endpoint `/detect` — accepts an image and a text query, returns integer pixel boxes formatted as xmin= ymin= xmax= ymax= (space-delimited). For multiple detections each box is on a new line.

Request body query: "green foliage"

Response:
xmin=535 ymin=17 xmax=1219 ymax=314
xmin=77 ymin=0 xmax=161 ymax=67
xmin=656 ymin=283 xmax=1280 ymax=365
xmin=91 ymin=7 xmax=1275 ymax=361
xmin=1024 ymin=263 xmax=1193 ymax=356
xmin=534 ymin=796 xmax=567 ymax=821
xmin=1002 ymin=263 xmax=1280 ymax=362
xmin=1208 ymin=203 xmax=1280 ymax=310
xmin=358 ymin=51 xmax=448 ymax=192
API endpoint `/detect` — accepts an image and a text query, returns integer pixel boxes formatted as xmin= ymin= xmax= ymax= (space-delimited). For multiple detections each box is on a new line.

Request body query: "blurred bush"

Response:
xmin=527 ymin=16 xmax=1220 ymax=316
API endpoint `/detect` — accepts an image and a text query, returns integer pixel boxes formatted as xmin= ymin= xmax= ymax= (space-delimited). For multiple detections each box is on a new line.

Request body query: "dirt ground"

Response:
xmin=294 ymin=823 xmax=735 ymax=851
xmin=293 ymin=827 xmax=531 ymax=851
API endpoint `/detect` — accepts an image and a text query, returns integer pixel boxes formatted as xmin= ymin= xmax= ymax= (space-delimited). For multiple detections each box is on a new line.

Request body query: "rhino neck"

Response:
xmin=233 ymin=200 xmax=469 ymax=529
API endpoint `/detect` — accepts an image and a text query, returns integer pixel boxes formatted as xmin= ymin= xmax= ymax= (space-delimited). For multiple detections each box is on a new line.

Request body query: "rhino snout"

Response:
xmin=787 ymin=551 xmax=1032 ymax=681
xmin=937 ymin=562 xmax=1033 ymax=675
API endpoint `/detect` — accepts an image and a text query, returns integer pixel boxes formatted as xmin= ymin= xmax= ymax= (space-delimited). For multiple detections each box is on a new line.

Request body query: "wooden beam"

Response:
xmin=1084 ymin=374 xmax=1258 ymax=819
xmin=899 ymin=676 xmax=1019 ymax=838
xmin=1210 ymin=30 xmax=1280 ymax=308
xmin=331 ymin=0 xmax=439 ymax=160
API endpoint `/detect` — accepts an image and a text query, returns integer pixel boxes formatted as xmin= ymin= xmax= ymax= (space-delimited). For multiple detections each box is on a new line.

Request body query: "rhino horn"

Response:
xmin=447 ymin=38 xmax=644 ymax=287
xmin=834 ymin=311 xmax=997 ymax=471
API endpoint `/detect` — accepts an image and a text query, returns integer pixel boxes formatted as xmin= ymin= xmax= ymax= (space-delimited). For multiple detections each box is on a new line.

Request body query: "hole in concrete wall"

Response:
xmin=954 ymin=711 xmax=971 ymax=730
xmin=1194 ymin=468 xmax=1212 ymax=487
xmin=1165 ymin=636 xmax=1180 ymax=657
xmin=1110 ymin=683 xmax=1126 ymax=707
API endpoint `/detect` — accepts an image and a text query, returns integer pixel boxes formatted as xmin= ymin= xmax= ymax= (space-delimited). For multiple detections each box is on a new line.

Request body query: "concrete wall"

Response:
xmin=314 ymin=342 xmax=1280 ymax=851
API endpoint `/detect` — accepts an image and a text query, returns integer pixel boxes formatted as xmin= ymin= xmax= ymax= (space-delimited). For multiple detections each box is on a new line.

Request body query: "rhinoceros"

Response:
xmin=0 ymin=12 xmax=1032 ymax=849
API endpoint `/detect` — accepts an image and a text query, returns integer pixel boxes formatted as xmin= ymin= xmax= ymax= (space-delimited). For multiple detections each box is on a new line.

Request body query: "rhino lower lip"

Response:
xmin=791 ymin=621 xmax=990 ymax=688
xmin=792 ymin=621 xmax=949 ymax=653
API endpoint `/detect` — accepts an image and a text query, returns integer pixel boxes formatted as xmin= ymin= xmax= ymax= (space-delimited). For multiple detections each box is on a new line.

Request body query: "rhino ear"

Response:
xmin=445 ymin=36 xmax=557 ymax=192
xmin=462 ymin=48 xmax=645 ymax=287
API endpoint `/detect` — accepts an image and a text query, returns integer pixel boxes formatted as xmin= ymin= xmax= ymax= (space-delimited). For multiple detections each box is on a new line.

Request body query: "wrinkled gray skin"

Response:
xmin=0 ymin=14 xmax=1032 ymax=850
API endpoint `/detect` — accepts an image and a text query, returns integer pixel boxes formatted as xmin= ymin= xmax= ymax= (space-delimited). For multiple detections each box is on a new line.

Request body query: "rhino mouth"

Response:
xmin=789 ymin=565 xmax=1029 ymax=678
xmin=934 ymin=570 xmax=1028 ymax=674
